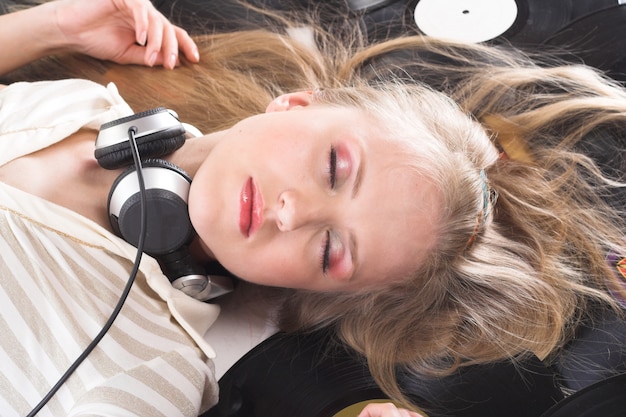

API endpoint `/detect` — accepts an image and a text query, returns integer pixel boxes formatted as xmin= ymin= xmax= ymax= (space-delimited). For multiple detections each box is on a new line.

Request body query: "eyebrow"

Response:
xmin=352 ymin=151 xmax=363 ymax=199
xmin=349 ymin=232 xmax=358 ymax=281
xmin=349 ymin=151 xmax=363 ymax=279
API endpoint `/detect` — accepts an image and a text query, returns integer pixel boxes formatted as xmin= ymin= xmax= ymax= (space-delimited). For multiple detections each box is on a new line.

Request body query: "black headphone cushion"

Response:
xmin=108 ymin=159 xmax=194 ymax=255
xmin=95 ymin=128 xmax=186 ymax=170
xmin=111 ymin=187 xmax=194 ymax=255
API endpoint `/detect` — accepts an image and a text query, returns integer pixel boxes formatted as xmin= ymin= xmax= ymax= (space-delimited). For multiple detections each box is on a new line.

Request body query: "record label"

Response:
xmin=414 ymin=0 xmax=518 ymax=43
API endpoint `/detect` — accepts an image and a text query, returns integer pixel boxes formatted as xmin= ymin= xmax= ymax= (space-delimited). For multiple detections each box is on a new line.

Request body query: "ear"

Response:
xmin=265 ymin=91 xmax=314 ymax=113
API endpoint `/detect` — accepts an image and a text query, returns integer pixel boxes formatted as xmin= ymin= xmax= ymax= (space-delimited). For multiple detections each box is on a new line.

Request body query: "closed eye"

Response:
xmin=328 ymin=145 xmax=337 ymax=188
xmin=321 ymin=230 xmax=331 ymax=273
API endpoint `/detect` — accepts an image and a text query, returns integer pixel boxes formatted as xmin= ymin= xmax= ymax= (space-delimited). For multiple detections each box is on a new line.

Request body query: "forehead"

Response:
xmin=290 ymin=103 xmax=443 ymax=290
xmin=348 ymin=127 xmax=443 ymax=290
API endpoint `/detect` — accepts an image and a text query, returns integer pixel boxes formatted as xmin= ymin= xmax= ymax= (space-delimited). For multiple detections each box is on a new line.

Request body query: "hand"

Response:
xmin=357 ymin=402 xmax=425 ymax=417
xmin=51 ymin=0 xmax=199 ymax=69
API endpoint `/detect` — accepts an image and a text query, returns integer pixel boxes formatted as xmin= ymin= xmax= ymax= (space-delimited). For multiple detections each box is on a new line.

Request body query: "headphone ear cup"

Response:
xmin=96 ymin=132 xmax=185 ymax=170
xmin=95 ymin=107 xmax=187 ymax=170
xmin=108 ymin=159 xmax=194 ymax=255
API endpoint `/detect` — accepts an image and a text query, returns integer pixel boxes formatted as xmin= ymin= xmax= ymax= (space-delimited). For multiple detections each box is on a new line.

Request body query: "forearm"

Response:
xmin=0 ymin=2 xmax=68 ymax=76
xmin=0 ymin=0 xmax=199 ymax=77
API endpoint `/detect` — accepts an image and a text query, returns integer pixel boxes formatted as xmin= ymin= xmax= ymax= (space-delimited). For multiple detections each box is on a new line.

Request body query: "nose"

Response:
xmin=275 ymin=189 xmax=325 ymax=231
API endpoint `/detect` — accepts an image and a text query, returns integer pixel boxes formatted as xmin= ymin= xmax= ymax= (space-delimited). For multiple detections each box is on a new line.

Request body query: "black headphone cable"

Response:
xmin=26 ymin=127 xmax=148 ymax=417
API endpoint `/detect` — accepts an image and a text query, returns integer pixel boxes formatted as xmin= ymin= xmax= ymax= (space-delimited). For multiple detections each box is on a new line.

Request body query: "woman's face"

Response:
xmin=188 ymin=92 xmax=442 ymax=292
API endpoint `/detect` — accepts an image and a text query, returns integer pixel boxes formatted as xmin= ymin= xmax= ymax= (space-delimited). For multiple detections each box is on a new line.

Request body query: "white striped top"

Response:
xmin=0 ymin=80 xmax=220 ymax=416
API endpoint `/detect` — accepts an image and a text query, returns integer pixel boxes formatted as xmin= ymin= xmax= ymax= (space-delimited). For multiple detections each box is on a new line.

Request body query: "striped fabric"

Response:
xmin=0 ymin=80 xmax=220 ymax=416
xmin=0 ymin=193 xmax=218 ymax=416
xmin=0 ymin=79 xmax=136 ymax=168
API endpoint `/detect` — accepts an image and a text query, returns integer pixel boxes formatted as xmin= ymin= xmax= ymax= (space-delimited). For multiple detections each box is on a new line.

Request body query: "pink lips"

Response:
xmin=239 ymin=178 xmax=263 ymax=237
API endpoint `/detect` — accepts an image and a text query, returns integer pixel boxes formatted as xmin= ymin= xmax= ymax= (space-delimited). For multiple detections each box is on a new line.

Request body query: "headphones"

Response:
xmin=95 ymin=107 xmax=233 ymax=301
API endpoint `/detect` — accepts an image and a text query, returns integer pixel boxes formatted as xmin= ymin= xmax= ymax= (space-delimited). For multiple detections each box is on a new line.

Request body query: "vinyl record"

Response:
xmin=500 ymin=0 xmax=618 ymax=45
xmin=153 ymin=0 xmax=621 ymax=47
xmin=201 ymin=330 xmax=390 ymax=417
xmin=200 ymin=329 xmax=564 ymax=417
xmin=398 ymin=0 xmax=577 ymax=45
xmin=540 ymin=373 xmax=626 ymax=417
xmin=412 ymin=0 xmax=519 ymax=44
xmin=498 ymin=0 xmax=574 ymax=45
xmin=393 ymin=0 xmax=616 ymax=46
xmin=543 ymin=5 xmax=626 ymax=83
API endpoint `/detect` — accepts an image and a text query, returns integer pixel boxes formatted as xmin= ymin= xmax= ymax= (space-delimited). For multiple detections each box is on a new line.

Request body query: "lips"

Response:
xmin=239 ymin=177 xmax=263 ymax=237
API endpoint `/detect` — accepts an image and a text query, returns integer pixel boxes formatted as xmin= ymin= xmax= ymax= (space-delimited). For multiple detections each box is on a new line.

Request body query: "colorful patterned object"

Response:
xmin=617 ymin=257 xmax=626 ymax=280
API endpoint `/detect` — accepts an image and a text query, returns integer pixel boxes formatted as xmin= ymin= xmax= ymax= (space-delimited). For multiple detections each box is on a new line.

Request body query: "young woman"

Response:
xmin=0 ymin=1 xmax=423 ymax=416
xmin=1 ymin=0 xmax=624 ymax=416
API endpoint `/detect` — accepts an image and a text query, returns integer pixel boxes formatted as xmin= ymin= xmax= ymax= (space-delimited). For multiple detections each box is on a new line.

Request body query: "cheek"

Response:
xmin=188 ymin=177 xmax=229 ymax=256
xmin=222 ymin=241 xmax=311 ymax=287
xmin=188 ymin=182 xmax=211 ymax=237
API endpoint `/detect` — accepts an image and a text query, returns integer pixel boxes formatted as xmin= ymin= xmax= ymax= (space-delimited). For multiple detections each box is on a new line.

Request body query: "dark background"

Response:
xmin=148 ymin=0 xmax=626 ymax=83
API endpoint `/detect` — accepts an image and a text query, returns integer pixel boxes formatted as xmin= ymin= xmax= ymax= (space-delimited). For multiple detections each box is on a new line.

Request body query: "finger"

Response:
xmin=144 ymin=9 xmax=164 ymax=66
xmin=357 ymin=403 xmax=402 ymax=417
xmin=122 ymin=0 xmax=149 ymax=45
xmin=175 ymin=26 xmax=200 ymax=63
xmin=135 ymin=6 xmax=149 ymax=45
xmin=357 ymin=403 xmax=425 ymax=417
xmin=401 ymin=409 xmax=425 ymax=417
xmin=161 ymin=20 xmax=179 ymax=70
xmin=116 ymin=43 xmax=155 ymax=66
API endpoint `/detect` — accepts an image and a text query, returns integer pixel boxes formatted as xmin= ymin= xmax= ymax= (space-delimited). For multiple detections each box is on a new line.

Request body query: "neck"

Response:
xmin=161 ymin=130 xmax=225 ymax=264
xmin=164 ymin=130 xmax=226 ymax=177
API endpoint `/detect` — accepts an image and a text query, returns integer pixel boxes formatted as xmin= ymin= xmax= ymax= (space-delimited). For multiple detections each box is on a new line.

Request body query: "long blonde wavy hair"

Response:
xmin=6 ymin=11 xmax=626 ymax=410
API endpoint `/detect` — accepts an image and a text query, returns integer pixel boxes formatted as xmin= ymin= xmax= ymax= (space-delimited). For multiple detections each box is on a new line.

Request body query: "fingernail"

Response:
xmin=169 ymin=53 xmax=177 ymax=69
xmin=193 ymin=48 xmax=200 ymax=62
xmin=138 ymin=31 xmax=147 ymax=46
xmin=148 ymin=51 xmax=158 ymax=66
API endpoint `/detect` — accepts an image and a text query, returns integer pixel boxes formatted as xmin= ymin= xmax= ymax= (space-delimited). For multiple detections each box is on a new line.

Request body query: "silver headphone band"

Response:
xmin=109 ymin=166 xmax=190 ymax=216
xmin=95 ymin=110 xmax=182 ymax=150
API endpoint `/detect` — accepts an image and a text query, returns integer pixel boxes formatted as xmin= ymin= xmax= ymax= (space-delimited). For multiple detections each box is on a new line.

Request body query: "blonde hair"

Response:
xmin=7 ymin=17 xmax=626 ymax=410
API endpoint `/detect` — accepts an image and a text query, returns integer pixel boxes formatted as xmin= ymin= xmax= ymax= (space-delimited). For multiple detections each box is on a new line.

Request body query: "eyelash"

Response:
xmin=321 ymin=230 xmax=331 ymax=274
xmin=328 ymin=145 xmax=337 ymax=188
